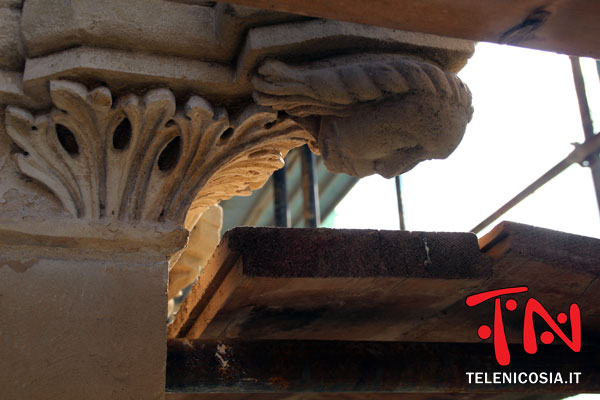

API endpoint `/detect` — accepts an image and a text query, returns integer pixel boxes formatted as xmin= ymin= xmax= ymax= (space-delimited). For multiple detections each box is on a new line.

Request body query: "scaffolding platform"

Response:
xmin=167 ymin=222 xmax=600 ymax=397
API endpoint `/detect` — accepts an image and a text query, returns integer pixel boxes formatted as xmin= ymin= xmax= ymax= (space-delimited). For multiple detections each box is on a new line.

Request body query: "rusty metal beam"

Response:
xmin=166 ymin=393 xmax=567 ymax=400
xmin=217 ymin=0 xmax=600 ymax=58
xmin=167 ymin=339 xmax=600 ymax=394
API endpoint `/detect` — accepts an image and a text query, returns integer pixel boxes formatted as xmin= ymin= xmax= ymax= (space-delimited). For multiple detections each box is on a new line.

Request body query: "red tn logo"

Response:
xmin=466 ymin=286 xmax=581 ymax=366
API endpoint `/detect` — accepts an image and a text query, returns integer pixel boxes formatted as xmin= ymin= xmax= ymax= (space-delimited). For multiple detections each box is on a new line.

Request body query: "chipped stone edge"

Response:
xmin=0 ymin=218 xmax=189 ymax=259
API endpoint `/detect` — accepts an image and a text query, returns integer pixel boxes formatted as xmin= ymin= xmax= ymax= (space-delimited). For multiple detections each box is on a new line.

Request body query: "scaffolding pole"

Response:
xmin=471 ymin=57 xmax=600 ymax=234
xmin=301 ymin=145 xmax=321 ymax=228
xmin=471 ymin=132 xmax=600 ymax=234
xmin=570 ymin=56 xmax=600 ymax=214
xmin=395 ymin=175 xmax=406 ymax=230
xmin=273 ymin=166 xmax=290 ymax=227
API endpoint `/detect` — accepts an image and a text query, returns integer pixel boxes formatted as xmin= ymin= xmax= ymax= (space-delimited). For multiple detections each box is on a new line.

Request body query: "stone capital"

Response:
xmin=4 ymin=80 xmax=311 ymax=231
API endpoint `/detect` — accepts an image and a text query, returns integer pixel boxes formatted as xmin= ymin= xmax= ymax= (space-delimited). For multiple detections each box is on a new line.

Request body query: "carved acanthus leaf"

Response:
xmin=4 ymin=80 xmax=311 ymax=226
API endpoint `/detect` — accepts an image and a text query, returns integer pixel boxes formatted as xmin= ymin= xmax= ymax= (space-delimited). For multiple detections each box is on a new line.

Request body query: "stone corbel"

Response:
xmin=252 ymin=53 xmax=474 ymax=178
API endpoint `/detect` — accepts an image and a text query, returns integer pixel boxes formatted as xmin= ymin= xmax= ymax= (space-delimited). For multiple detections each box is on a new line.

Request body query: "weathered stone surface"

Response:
xmin=169 ymin=204 xmax=223 ymax=300
xmin=253 ymin=53 xmax=473 ymax=177
xmin=0 ymin=108 xmax=68 ymax=221
xmin=0 ymin=4 xmax=24 ymax=70
xmin=22 ymin=46 xmax=238 ymax=110
xmin=237 ymin=19 xmax=474 ymax=83
xmin=168 ymin=204 xmax=223 ymax=318
xmin=4 ymin=80 xmax=311 ymax=226
xmin=0 ymin=0 xmax=23 ymax=7
xmin=4 ymin=0 xmax=476 ymax=178
xmin=316 ymin=92 xmax=471 ymax=177
xmin=22 ymin=0 xmax=218 ymax=60
xmin=22 ymin=0 xmax=300 ymax=63
xmin=0 ymin=237 xmax=169 ymax=400
xmin=14 ymin=17 xmax=474 ymax=111
xmin=0 ymin=70 xmax=45 ymax=109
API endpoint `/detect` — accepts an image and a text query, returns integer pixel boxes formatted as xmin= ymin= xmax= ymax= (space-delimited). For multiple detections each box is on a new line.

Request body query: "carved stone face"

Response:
xmin=318 ymin=91 xmax=474 ymax=178
xmin=252 ymin=53 xmax=474 ymax=179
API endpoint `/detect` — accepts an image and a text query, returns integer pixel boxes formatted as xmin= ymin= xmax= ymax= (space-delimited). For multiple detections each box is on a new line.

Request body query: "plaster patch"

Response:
xmin=1 ymin=257 xmax=38 ymax=273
